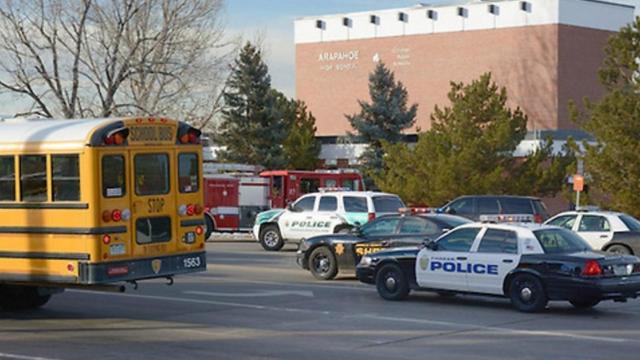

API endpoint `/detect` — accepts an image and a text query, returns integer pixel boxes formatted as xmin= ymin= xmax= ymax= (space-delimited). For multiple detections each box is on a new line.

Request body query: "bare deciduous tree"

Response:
xmin=0 ymin=0 xmax=234 ymax=123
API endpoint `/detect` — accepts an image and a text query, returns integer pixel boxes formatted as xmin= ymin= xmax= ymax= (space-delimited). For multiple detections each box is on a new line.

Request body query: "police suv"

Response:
xmin=356 ymin=221 xmax=640 ymax=312
xmin=252 ymin=191 xmax=404 ymax=251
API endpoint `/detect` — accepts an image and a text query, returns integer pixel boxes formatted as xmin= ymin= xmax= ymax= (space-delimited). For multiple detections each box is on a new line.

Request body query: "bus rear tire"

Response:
xmin=204 ymin=215 xmax=214 ymax=241
xmin=0 ymin=286 xmax=52 ymax=311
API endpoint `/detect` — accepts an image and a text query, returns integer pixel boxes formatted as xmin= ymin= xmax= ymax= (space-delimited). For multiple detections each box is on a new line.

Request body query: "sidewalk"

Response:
xmin=206 ymin=232 xmax=255 ymax=243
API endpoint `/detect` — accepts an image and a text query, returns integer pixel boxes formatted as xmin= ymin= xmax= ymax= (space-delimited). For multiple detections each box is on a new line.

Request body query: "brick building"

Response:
xmin=294 ymin=0 xmax=635 ymax=165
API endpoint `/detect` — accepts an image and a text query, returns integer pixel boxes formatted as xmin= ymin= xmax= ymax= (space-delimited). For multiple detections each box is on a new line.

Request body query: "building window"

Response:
xmin=370 ymin=14 xmax=379 ymax=25
xmin=427 ymin=10 xmax=438 ymax=20
xmin=342 ymin=17 xmax=352 ymax=27
xmin=398 ymin=12 xmax=408 ymax=22
xmin=488 ymin=4 xmax=499 ymax=15
xmin=315 ymin=19 xmax=325 ymax=30
xmin=520 ymin=1 xmax=532 ymax=12
xmin=52 ymin=155 xmax=80 ymax=201
xmin=457 ymin=7 xmax=468 ymax=18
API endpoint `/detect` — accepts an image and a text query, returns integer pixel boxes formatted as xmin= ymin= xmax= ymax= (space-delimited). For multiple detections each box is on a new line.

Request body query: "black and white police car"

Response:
xmin=356 ymin=220 xmax=640 ymax=312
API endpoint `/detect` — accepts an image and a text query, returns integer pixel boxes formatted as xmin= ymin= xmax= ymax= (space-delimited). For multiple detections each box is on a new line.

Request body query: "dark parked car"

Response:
xmin=440 ymin=195 xmax=549 ymax=223
xmin=296 ymin=213 xmax=470 ymax=280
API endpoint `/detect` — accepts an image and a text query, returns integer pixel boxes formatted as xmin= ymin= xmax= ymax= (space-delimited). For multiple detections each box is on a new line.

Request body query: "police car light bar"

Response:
xmin=318 ymin=187 xmax=351 ymax=193
xmin=479 ymin=214 xmax=535 ymax=223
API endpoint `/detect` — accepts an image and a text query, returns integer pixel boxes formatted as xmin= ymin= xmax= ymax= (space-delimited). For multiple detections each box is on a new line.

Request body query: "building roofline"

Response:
xmin=295 ymin=0 xmax=634 ymax=21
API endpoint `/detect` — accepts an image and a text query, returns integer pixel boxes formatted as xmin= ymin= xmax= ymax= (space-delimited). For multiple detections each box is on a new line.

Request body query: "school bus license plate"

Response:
xmin=109 ymin=243 xmax=126 ymax=256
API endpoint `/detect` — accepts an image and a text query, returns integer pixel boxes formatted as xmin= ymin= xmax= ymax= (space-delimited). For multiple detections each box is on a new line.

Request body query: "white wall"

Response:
xmin=295 ymin=0 xmax=634 ymax=44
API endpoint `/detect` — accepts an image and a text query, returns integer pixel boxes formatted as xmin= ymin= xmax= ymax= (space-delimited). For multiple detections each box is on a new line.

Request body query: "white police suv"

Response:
xmin=252 ymin=191 xmax=405 ymax=251
xmin=356 ymin=222 xmax=640 ymax=312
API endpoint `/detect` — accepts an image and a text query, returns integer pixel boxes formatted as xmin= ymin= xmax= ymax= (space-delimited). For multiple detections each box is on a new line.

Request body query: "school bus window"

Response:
xmin=102 ymin=155 xmax=126 ymax=198
xmin=20 ymin=155 xmax=47 ymax=202
xmin=135 ymin=153 xmax=169 ymax=196
xmin=0 ymin=156 xmax=15 ymax=201
xmin=136 ymin=217 xmax=171 ymax=244
xmin=52 ymin=155 xmax=80 ymax=201
xmin=178 ymin=153 xmax=199 ymax=193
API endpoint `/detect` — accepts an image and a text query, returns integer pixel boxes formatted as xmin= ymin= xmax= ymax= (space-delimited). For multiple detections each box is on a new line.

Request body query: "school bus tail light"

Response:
xmin=111 ymin=209 xmax=122 ymax=222
xmin=195 ymin=225 xmax=204 ymax=236
xmin=195 ymin=204 xmax=203 ymax=215
xmin=102 ymin=234 xmax=112 ymax=245
xmin=102 ymin=210 xmax=112 ymax=222
xmin=178 ymin=126 xmax=201 ymax=144
xmin=178 ymin=205 xmax=187 ymax=216
xmin=186 ymin=204 xmax=195 ymax=216
xmin=104 ymin=128 xmax=129 ymax=145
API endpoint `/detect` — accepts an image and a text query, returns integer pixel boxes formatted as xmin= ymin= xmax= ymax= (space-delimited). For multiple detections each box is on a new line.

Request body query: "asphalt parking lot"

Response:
xmin=1 ymin=237 xmax=640 ymax=360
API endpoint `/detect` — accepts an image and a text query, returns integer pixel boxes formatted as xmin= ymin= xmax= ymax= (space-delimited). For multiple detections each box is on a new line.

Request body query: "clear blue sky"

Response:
xmin=224 ymin=0 xmax=638 ymax=98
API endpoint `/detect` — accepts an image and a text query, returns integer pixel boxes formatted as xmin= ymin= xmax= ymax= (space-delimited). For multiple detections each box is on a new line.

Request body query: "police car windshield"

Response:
xmin=533 ymin=228 xmax=591 ymax=254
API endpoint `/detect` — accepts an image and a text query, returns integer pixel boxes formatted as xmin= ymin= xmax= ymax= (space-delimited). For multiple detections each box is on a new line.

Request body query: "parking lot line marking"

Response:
xmin=184 ymin=290 xmax=314 ymax=298
xmin=69 ymin=290 xmax=331 ymax=315
xmin=354 ymin=314 xmax=629 ymax=344
xmin=0 ymin=352 xmax=60 ymax=360
xmin=183 ymin=275 xmax=374 ymax=292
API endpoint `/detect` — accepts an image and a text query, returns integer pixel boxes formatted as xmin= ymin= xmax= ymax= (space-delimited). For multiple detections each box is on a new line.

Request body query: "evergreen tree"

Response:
xmin=347 ymin=62 xmax=417 ymax=180
xmin=216 ymin=42 xmax=288 ymax=169
xmin=282 ymin=100 xmax=321 ymax=170
xmin=375 ymin=73 xmax=572 ymax=206
xmin=574 ymin=18 xmax=640 ymax=217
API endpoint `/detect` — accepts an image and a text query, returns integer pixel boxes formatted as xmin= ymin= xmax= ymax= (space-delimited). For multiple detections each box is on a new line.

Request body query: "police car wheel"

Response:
xmin=309 ymin=246 xmax=338 ymax=280
xmin=335 ymin=226 xmax=351 ymax=234
xmin=375 ymin=264 xmax=409 ymax=301
xmin=569 ymin=298 xmax=601 ymax=309
xmin=259 ymin=225 xmax=284 ymax=251
xmin=606 ymin=244 xmax=632 ymax=255
xmin=508 ymin=274 xmax=548 ymax=313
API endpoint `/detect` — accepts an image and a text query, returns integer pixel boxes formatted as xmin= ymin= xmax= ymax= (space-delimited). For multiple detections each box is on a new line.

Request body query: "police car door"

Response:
xmin=465 ymin=227 xmax=520 ymax=295
xmin=316 ymin=195 xmax=342 ymax=235
xmin=279 ymin=195 xmax=317 ymax=241
xmin=576 ymin=214 xmax=613 ymax=250
xmin=416 ymin=227 xmax=481 ymax=291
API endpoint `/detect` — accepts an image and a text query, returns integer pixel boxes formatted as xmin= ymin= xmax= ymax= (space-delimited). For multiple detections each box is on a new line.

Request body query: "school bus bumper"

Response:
xmin=78 ymin=251 xmax=207 ymax=285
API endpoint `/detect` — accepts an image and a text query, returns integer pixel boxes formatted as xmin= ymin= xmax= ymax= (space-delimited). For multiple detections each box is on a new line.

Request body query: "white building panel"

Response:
xmin=295 ymin=0 xmax=633 ymax=44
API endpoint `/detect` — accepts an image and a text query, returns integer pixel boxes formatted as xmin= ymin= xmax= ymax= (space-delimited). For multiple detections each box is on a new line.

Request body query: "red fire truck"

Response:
xmin=203 ymin=165 xmax=364 ymax=234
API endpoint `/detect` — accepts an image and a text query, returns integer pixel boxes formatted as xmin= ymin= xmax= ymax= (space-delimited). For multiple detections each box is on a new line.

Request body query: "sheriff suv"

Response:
xmin=252 ymin=191 xmax=405 ymax=251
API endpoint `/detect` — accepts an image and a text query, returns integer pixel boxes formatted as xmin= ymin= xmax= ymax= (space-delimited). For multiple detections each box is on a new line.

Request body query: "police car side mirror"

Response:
xmin=441 ymin=228 xmax=451 ymax=233
xmin=445 ymin=208 xmax=456 ymax=215
xmin=424 ymin=240 xmax=438 ymax=251
xmin=287 ymin=204 xmax=301 ymax=212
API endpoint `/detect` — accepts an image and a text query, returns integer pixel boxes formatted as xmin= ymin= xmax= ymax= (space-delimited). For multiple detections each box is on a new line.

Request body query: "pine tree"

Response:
xmin=282 ymin=100 xmax=321 ymax=170
xmin=215 ymin=42 xmax=288 ymax=169
xmin=375 ymin=73 xmax=571 ymax=206
xmin=574 ymin=18 xmax=640 ymax=217
xmin=346 ymin=62 xmax=417 ymax=180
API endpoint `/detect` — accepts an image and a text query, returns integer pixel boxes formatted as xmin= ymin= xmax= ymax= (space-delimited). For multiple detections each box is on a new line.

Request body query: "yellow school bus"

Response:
xmin=0 ymin=117 xmax=206 ymax=309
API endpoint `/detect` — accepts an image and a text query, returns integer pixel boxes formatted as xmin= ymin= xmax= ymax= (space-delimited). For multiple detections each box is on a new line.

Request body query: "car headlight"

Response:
xmin=359 ymin=255 xmax=373 ymax=267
